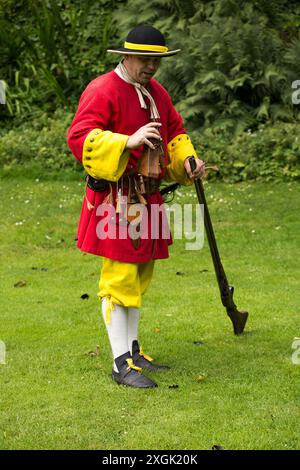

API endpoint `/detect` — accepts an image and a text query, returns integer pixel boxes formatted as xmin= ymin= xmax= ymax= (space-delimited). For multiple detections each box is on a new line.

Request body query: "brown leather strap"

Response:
xmin=119 ymin=175 xmax=161 ymax=195
xmin=86 ymin=174 xmax=161 ymax=195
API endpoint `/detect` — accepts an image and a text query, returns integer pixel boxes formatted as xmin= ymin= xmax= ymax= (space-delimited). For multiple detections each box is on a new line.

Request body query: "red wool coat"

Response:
xmin=67 ymin=70 xmax=186 ymax=263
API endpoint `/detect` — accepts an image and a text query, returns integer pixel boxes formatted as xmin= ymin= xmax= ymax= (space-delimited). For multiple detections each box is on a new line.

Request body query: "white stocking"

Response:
xmin=128 ymin=307 xmax=140 ymax=355
xmin=101 ymin=298 xmax=129 ymax=372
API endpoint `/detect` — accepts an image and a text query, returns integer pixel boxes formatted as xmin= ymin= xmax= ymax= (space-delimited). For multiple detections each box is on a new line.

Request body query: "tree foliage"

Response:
xmin=112 ymin=0 xmax=300 ymax=135
xmin=0 ymin=0 xmax=300 ymax=180
xmin=0 ymin=0 xmax=125 ymax=122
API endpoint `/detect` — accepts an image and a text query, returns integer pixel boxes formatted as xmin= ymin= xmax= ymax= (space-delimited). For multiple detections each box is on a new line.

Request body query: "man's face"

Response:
xmin=123 ymin=55 xmax=161 ymax=85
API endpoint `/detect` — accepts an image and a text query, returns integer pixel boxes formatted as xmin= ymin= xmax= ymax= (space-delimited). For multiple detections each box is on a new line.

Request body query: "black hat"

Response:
xmin=107 ymin=25 xmax=180 ymax=57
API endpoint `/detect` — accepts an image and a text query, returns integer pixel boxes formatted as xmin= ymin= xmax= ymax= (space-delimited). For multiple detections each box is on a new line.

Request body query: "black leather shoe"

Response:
xmin=112 ymin=351 xmax=157 ymax=388
xmin=132 ymin=340 xmax=170 ymax=372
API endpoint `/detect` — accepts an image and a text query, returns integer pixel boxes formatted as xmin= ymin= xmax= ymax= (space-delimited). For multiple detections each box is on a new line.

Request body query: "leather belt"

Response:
xmin=86 ymin=174 xmax=161 ymax=195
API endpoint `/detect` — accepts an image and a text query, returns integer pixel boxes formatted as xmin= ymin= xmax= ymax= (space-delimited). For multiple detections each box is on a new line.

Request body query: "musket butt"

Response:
xmin=227 ymin=309 xmax=249 ymax=335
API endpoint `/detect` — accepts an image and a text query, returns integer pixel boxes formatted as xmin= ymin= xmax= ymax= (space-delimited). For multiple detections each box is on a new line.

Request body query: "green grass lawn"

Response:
xmin=0 ymin=174 xmax=299 ymax=450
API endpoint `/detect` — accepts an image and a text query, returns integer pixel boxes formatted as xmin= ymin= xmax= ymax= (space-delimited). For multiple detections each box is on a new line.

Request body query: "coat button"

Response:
xmin=87 ymin=147 xmax=92 ymax=152
xmin=90 ymin=138 xmax=95 ymax=142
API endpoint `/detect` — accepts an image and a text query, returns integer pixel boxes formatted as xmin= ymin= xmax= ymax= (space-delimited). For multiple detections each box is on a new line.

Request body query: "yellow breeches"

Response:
xmin=98 ymin=258 xmax=155 ymax=322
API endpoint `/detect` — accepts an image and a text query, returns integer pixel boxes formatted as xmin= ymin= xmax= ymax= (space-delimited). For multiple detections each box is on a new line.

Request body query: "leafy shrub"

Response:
xmin=0 ymin=0 xmax=125 ymax=121
xmin=191 ymin=121 xmax=300 ymax=182
xmin=112 ymin=0 xmax=300 ymax=135
xmin=0 ymin=108 xmax=83 ymax=177
xmin=0 ymin=110 xmax=299 ymax=182
xmin=1 ymin=0 xmax=300 ymax=182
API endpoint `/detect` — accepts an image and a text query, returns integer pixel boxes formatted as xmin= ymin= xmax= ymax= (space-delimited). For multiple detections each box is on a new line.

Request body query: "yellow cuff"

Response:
xmin=82 ymin=128 xmax=130 ymax=182
xmin=165 ymin=134 xmax=198 ymax=185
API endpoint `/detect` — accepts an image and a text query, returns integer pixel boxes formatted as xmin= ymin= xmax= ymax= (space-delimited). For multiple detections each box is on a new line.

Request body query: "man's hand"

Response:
xmin=184 ymin=157 xmax=205 ymax=180
xmin=126 ymin=122 xmax=162 ymax=150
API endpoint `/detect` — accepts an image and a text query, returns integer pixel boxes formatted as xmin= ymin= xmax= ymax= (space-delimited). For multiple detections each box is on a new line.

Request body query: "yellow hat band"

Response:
xmin=124 ymin=42 xmax=169 ymax=53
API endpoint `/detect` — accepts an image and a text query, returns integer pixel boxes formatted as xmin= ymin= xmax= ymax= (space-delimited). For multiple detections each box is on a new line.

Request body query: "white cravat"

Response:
xmin=114 ymin=61 xmax=160 ymax=120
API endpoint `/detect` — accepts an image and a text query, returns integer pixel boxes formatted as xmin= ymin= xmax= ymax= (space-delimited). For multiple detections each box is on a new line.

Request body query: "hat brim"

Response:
xmin=107 ymin=48 xmax=181 ymax=57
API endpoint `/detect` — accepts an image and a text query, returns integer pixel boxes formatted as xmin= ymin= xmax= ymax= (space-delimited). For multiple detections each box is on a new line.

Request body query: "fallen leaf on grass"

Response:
xmin=85 ymin=345 xmax=100 ymax=357
xmin=81 ymin=293 xmax=89 ymax=300
xmin=195 ymin=374 xmax=207 ymax=383
xmin=154 ymin=327 xmax=161 ymax=333
xmin=14 ymin=280 xmax=27 ymax=288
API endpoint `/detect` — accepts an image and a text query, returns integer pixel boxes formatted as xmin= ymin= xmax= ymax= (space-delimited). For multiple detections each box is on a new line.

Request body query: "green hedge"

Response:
xmin=0 ymin=109 xmax=83 ymax=178
xmin=191 ymin=121 xmax=300 ymax=182
xmin=0 ymin=111 xmax=299 ymax=182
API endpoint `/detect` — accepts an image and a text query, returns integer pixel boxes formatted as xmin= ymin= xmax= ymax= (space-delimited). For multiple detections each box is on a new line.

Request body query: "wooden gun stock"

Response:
xmin=189 ymin=156 xmax=248 ymax=335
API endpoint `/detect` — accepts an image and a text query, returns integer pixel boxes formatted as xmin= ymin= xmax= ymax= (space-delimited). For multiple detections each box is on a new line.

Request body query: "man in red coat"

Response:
xmin=67 ymin=25 xmax=205 ymax=388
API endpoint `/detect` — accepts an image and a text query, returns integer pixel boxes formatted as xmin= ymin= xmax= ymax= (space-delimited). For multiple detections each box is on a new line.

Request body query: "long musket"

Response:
xmin=188 ymin=156 xmax=248 ymax=334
